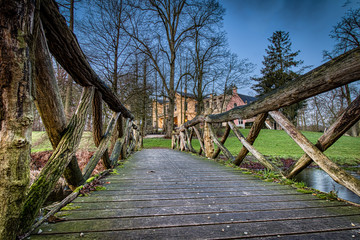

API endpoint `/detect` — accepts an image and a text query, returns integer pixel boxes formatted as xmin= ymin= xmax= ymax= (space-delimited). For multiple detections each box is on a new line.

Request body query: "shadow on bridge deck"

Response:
xmin=31 ymin=149 xmax=360 ymax=239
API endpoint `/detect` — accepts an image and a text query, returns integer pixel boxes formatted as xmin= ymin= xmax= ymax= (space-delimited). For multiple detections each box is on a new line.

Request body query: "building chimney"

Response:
xmin=232 ymin=86 xmax=237 ymax=95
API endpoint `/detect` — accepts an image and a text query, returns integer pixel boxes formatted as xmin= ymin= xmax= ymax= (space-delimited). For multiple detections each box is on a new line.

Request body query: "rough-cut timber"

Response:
xmin=0 ymin=1 xmax=35 ymax=238
xmin=39 ymin=0 xmax=133 ymax=119
xmin=269 ymin=111 xmax=360 ymax=197
xmin=208 ymin=124 xmax=234 ymax=161
xmin=228 ymin=121 xmax=283 ymax=175
xmin=287 ymin=95 xmax=360 ymax=178
xmin=185 ymin=128 xmax=196 ymax=153
xmin=19 ymin=87 xmax=95 ymax=233
xmin=30 ymin=149 xmax=360 ymax=239
xmin=34 ymin=22 xmax=83 ymax=190
xmin=234 ymin=113 xmax=267 ymax=165
xmin=92 ymin=90 xmax=111 ymax=169
xmin=212 ymin=123 xmax=231 ymax=159
xmin=206 ymin=47 xmax=360 ymax=123
xmin=83 ymin=112 xmax=120 ymax=180
xmin=193 ymin=126 xmax=205 ymax=155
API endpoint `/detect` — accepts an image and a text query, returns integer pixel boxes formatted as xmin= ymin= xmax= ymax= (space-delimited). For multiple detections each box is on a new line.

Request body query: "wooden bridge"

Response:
xmin=1 ymin=1 xmax=360 ymax=239
xmin=30 ymin=149 xmax=360 ymax=239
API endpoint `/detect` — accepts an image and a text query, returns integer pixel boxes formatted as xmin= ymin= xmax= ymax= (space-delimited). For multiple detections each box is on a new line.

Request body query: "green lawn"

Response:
xmin=143 ymin=129 xmax=360 ymax=166
xmin=32 ymin=129 xmax=360 ymax=166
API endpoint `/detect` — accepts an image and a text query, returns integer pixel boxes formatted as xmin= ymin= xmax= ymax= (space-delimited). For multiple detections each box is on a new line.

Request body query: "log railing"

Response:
xmin=0 ymin=1 xmax=141 ymax=237
xmin=172 ymin=47 xmax=360 ymax=199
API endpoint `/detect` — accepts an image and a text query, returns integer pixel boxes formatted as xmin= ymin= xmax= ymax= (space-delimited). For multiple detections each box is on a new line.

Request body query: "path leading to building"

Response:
xmin=31 ymin=149 xmax=360 ymax=239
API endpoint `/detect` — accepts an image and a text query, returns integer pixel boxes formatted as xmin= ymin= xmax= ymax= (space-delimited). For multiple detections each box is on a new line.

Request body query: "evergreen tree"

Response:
xmin=252 ymin=31 xmax=305 ymax=125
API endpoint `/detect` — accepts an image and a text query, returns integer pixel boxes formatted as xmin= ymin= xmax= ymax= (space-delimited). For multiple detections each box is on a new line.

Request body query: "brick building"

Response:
xmin=152 ymin=87 xmax=256 ymax=131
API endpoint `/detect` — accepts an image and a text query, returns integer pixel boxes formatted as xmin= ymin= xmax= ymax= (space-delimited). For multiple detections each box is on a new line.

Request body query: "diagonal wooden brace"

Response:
xmin=208 ymin=123 xmax=234 ymax=161
xmin=211 ymin=123 xmax=231 ymax=159
xmin=193 ymin=126 xmax=205 ymax=155
xmin=234 ymin=113 xmax=267 ymax=165
xmin=286 ymin=95 xmax=360 ymax=178
xmin=228 ymin=121 xmax=284 ymax=176
xmin=269 ymin=110 xmax=360 ymax=197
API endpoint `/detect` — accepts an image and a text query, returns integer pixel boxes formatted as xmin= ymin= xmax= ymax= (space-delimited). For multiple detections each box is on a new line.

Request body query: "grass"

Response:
xmin=31 ymin=131 xmax=97 ymax=153
xmin=32 ymin=129 xmax=360 ymax=166
xmin=143 ymin=129 xmax=360 ymax=166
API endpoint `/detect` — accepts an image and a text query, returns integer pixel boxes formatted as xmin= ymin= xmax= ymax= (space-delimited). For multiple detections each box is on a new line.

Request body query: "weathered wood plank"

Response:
xmin=234 ymin=113 xmax=267 ymax=165
xmin=206 ymin=47 xmax=360 ymax=123
xmin=30 ymin=149 xmax=360 ymax=239
xmin=208 ymin=123 xmax=234 ymax=161
xmin=228 ymin=121 xmax=284 ymax=175
xmin=286 ymin=95 xmax=360 ymax=178
xmin=269 ymin=110 xmax=360 ymax=197
xmin=39 ymin=0 xmax=133 ymax=118
xmin=211 ymin=123 xmax=231 ymax=159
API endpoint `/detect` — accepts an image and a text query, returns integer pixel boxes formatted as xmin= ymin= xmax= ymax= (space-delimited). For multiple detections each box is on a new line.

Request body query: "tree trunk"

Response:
xmin=0 ymin=1 xmax=36 ymax=238
xmin=19 ymin=87 xmax=94 ymax=233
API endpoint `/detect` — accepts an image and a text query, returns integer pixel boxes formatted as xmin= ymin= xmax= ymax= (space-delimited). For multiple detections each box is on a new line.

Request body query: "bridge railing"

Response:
xmin=172 ymin=47 xmax=360 ymax=198
xmin=0 ymin=0 xmax=141 ymax=237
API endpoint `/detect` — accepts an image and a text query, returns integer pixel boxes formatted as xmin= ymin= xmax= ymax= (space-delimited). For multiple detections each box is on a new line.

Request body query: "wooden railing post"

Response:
xmin=193 ymin=126 xmax=205 ymax=155
xmin=82 ymin=112 xmax=120 ymax=180
xmin=203 ymin=121 xmax=215 ymax=158
xmin=35 ymin=21 xmax=83 ymax=190
xmin=185 ymin=128 xmax=196 ymax=153
xmin=92 ymin=90 xmax=111 ymax=169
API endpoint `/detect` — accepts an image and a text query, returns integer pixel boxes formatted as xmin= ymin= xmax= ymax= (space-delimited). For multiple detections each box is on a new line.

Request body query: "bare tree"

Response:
xmin=124 ymin=0 xmax=198 ymax=137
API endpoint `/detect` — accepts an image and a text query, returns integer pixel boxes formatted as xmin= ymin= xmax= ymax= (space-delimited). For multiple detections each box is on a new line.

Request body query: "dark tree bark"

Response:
xmin=0 ymin=1 xmax=36 ymax=238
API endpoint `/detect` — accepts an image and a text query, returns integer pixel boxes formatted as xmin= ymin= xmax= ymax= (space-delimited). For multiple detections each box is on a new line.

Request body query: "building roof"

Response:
xmin=177 ymin=91 xmax=196 ymax=98
xmin=238 ymin=94 xmax=256 ymax=104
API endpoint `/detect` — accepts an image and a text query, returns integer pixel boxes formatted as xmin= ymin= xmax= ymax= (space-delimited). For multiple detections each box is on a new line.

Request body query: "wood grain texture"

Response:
xmin=30 ymin=149 xmax=360 ymax=239
xmin=206 ymin=47 xmax=360 ymax=123
xmin=269 ymin=110 xmax=360 ymax=197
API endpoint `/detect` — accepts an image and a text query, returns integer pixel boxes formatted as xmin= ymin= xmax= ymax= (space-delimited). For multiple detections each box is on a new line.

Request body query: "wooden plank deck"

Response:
xmin=31 ymin=149 xmax=360 ymax=239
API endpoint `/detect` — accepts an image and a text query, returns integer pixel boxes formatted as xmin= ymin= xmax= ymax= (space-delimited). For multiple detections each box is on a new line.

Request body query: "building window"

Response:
xmin=195 ymin=103 xmax=198 ymax=111
xmin=213 ymin=102 xmax=217 ymax=109
xmin=206 ymin=101 xmax=209 ymax=108
xmin=234 ymin=103 xmax=237 ymax=108
xmin=185 ymin=102 xmax=188 ymax=111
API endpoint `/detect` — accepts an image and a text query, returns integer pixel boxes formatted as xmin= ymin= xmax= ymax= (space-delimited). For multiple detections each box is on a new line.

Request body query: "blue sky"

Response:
xmin=220 ymin=0 xmax=359 ymax=95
